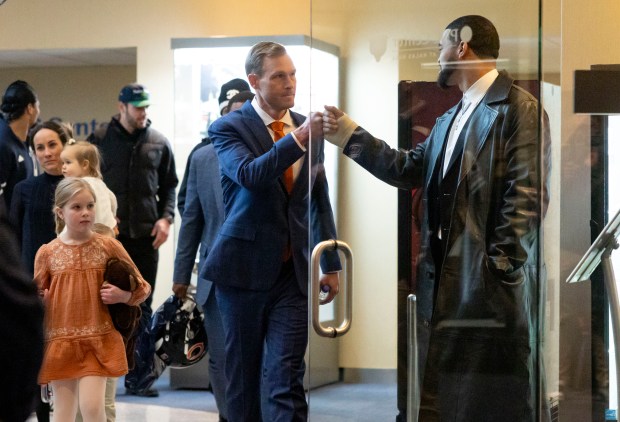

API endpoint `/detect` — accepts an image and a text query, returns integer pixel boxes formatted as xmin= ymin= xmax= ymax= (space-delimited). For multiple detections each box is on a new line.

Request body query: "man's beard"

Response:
xmin=127 ymin=115 xmax=146 ymax=131
xmin=437 ymin=66 xmax=454 ymax=89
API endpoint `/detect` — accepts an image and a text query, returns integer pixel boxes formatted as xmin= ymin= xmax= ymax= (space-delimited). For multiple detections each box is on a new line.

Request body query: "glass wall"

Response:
xmin=306 ymin=1 xmax=560 ymax=421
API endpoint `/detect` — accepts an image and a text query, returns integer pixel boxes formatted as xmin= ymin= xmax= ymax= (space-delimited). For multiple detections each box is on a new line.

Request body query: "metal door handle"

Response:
xmin=310 ymin=239 xmax=353 ymax=338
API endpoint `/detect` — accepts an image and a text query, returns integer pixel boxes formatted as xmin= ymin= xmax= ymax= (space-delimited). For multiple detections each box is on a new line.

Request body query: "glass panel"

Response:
xmin=609 ymin=116 xmax=620 ymax=416
xmin=308 ymin=1 xmax=547 ymax=421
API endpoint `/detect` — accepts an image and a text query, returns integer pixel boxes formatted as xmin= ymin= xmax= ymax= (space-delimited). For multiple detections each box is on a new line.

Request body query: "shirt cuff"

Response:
xmin=290 ymin=132 xmax=307 ymax=152
xmin=325 ymin=113 xmax=358 ymax=149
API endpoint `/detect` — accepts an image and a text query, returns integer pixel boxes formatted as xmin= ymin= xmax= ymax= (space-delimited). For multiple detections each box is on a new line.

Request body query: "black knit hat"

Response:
xmin=218 ymin=78 xmax=251 ymax=114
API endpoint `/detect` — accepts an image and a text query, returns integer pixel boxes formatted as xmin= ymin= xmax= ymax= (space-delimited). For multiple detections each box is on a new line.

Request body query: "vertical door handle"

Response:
xmin=310 ymin=239 xmax=353 ymax=338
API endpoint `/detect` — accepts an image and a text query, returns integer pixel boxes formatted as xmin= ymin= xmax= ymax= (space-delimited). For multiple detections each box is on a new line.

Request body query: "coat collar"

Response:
xmin=425 ymin=105 xmax=459 ymax=188
xmin=424 ymin=70 xmax=514 ymax=189
xmin=457 ymin=70 xmax=513 ymax=181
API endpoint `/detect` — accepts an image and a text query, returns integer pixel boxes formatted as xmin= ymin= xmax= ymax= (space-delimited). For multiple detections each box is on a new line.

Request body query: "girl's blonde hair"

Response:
xmin=53 ymin=177 xmax=97 ymax=234
xmin=63 ymin=139 xmax=103 ymax=179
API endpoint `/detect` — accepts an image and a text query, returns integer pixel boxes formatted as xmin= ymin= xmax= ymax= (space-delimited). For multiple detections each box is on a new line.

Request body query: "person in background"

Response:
xmin=224 ymin=90 xmax=255 ymax=115
xmin=217 ymin=78 xmax=252 ymax=116
xmin=11 ymin=121 xmax=71 ymax=276
xmin=34 ymin=177 xmax=150 ymax=421
xmin=0 ymin=214 xmax=44 ymax=422
xmin=61 ymin=139 xmax=118 ymax=234
xmin=177 ymin=78 xmax=251 ymax=216
xmin=322 ymin=14 xmax=551 ymax=422
xmin=204 ymin=41 xmax=341 ymax=421
xmin=10 ymin=120 xmax=71 ymax=422
xmin=172 ymin=85 xmax=255 ymax=422
xmin=172 ymin=134 xmax=228 ymax=421
xmin=0 ymin=80 xmax=40 ymax=212
xmin=88 ymin=83 xmax=178 ymax=397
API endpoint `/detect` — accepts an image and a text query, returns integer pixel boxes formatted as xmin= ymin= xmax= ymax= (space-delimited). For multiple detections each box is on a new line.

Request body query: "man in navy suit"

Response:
xmin=203 ymin=41 xmax=341 ymax=422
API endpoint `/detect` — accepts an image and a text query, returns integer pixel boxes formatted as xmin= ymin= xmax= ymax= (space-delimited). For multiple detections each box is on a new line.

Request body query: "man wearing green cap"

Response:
xmin=88 ymin=83 xmax=178 ymax=398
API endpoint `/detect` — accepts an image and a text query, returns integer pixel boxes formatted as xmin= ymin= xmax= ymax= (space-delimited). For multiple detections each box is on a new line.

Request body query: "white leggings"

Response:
xmin=50 ymin=376 xmax=106 ymax=422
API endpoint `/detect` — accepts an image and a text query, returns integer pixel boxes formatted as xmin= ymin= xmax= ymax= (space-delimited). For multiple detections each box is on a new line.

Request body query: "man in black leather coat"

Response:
xmin=323 ymin=15 xmax=551 ymax=422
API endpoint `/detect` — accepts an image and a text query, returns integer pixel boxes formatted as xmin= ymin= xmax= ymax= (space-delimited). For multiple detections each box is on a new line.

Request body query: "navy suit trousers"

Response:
xmin=216 ymin=259 xmax=308 ymax=422
xmin=202 ymin=288 xmax=228 ymax=420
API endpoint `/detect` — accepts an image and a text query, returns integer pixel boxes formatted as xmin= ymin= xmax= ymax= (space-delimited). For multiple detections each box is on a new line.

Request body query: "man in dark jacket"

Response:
xmin=88 ymin=83 xmax=178 ymax=397
xmin=177 ymin=78 xmax=251 ymax=216
xmin=323 ymin=15 xmax=551 ymax=422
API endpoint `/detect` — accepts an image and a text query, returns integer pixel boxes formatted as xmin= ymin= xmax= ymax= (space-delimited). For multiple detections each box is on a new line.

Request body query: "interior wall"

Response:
xmin=0 ymin=66 xmax=136 ymax=138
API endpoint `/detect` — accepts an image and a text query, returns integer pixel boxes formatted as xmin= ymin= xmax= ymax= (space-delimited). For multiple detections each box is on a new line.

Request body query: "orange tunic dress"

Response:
xmin=33 ymin=232 xmax=150 ymax=384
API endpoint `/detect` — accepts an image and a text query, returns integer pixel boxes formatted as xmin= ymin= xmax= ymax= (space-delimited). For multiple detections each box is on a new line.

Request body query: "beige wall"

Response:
xmin=0 ymin=65 xmax=136 ymax=138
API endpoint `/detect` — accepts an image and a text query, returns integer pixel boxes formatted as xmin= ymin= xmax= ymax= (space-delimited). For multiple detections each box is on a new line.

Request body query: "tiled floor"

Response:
xmin=114 ymin=403 xmax=219 ymax=421
xmin=28 ymin=369 xmax=397 ymax=421
xmin=28 ymin=404 xmax=217 ymax=422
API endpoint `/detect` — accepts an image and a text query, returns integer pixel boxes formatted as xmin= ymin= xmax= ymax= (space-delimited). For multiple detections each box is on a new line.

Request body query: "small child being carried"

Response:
xmin=61 ymin=139 xmax=118 ymax=234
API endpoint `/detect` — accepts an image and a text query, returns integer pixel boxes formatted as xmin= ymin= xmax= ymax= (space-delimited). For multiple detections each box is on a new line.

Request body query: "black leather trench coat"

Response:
xmin=342 ymin=71 xmax=551 ymax=421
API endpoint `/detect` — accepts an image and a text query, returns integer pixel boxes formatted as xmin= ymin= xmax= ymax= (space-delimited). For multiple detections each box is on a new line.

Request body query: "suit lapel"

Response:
xmin=458 ymin=105 xmax=496 ymax=185
xmin=425 ymin=107 xmax=457 ymax=190
xmin=240 ymin=102 xmax=275 ymax=155
xmin=241 ymin=105 xmax=309 ymax=197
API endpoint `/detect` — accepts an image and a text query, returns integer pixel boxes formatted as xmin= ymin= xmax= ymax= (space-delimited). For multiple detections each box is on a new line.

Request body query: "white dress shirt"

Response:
xmin=443 ymin=68 xmax=499 ymax=176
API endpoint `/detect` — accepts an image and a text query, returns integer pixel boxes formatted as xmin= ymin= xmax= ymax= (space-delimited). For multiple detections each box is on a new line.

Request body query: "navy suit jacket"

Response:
xmin=173 ymin=143 xmax=225 ymax=307
xmin=203 ymin=101 xmax=340 ymax=294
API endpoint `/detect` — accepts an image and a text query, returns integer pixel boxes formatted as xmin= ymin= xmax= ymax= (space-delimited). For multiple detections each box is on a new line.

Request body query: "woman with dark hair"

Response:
xmin=0 ymin=80 xmax=40 ymax=211
xmin=10 ymin=119 xmax=70 ymax=422
xmin=11 ymin=120 xmax=72 ymax=276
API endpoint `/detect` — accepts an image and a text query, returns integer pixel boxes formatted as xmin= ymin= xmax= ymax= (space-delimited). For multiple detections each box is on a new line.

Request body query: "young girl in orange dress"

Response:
xmin=34 ymin=177 xmax=150 ymax=421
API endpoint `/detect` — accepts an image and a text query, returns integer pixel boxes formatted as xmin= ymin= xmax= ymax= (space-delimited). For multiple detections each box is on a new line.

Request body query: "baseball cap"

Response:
xmin=119 ymin=83 xmax=151 ymax=107
xmin=218 ymin=78 xmax=251 ymax=114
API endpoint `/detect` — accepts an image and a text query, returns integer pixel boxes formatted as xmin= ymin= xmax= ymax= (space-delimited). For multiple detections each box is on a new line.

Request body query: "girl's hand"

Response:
xmin=39 ymin=289 xmax=49 ymax=304
xmin=100 ymin=282 xmax=132 ymax=304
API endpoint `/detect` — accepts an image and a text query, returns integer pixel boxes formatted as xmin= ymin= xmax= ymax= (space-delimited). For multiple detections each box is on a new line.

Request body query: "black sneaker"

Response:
xmin=125 ymin=387 xmax=159 ymax=397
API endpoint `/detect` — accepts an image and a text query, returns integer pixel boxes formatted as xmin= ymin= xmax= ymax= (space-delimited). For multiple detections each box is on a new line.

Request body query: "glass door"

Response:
xmin=306 ymin=1 xmax=549 ymax=421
